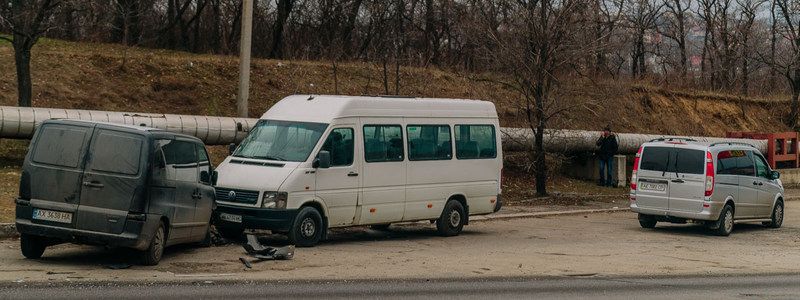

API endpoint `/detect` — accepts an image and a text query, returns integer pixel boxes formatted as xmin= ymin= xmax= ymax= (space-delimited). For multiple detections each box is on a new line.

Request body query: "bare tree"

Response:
xmin=771 ymin=0 xmax=800 ymax=128
xmin=269 ymin=0 xmax=295 ymax=59
xmin=625 ymin=0 xmax=663 ymax=78
xmin=483 ymin=0 xmax=587 ymax=196
xmin=660 ymin=0 xmax=691 ymax=78
xmin=0 ymin=0 xmax=63 ymax=107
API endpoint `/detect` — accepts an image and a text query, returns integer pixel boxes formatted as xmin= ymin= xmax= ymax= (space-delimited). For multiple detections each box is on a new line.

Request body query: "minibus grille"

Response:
xmin=215 ymin=188 xmax=259 ymax=204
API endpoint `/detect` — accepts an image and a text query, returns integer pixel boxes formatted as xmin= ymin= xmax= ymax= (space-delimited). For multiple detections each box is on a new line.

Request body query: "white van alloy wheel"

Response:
xmin=449 ymin=210 xmax=462 ymax=228
xmin=301 ymin=217 xmax=316 ymax=238
xmin=724 ymin=210 xmax=733 ymax=233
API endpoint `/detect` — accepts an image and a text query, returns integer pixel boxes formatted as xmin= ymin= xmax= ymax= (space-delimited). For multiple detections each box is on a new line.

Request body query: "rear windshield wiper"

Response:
xmin=662 ymin=153 xmax=671 ymax=177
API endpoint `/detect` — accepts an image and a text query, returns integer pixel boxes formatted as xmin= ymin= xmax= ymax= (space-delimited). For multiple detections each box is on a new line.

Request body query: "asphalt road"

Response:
xmin=2 ymin=205 xmax=800 ymax=283
xmin=2 ymin=274 xmax=800 ymax=299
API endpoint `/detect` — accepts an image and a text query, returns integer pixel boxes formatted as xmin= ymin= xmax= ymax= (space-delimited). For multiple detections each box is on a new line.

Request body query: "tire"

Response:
xmin=217 ymin=226 xmax=244 ymax=241
xmin=436 ymin=200 xmax=466 ymax=237
xmin=20 ymin=234 xmax=46 ymax=259
xmin=369 ymin=224 xmax=391 ymax=231
xmin=288 ymin=207 xmax=324 ymax=247
xmin=141 ymin=221 xmax=166 ymax=266
xmin=638 ymin=214 xmax=657 ymax=229
xmin=764 ymin=201 xmax=784 ymax=229
xmin=712 ymin=204 xmax=734 ymax=236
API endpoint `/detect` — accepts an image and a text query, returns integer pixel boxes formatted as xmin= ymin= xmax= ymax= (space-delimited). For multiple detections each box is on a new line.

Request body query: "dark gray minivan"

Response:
xmin=15 ymin=120 xmax=215 ymax=265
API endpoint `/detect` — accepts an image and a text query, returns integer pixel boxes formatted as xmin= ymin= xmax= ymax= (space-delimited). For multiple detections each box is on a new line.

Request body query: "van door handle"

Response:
xmin=671 ymin=179 xmax=684 ymax=183
xmin=347 ymin=172 xmax=359 ymax=177
xmin=82 ymin=181 xmax=104 ymax=188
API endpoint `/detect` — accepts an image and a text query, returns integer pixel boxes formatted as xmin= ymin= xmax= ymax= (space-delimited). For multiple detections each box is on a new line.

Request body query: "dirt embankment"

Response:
xmin=0 ymin=38 xmax=793 ymax=136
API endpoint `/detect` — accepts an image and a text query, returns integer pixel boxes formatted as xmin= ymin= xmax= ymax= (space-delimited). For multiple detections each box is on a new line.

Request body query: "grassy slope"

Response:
xmin=0 ymin=39 xmax=794 ymax=221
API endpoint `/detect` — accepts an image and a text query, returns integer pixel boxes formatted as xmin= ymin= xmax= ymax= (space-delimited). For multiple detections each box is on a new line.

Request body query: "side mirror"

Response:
xmin=228 ymin=143 xmax=237 ymax=155
xmin=211 ymin=170 xmax=218 ymax=185
xmin=771 ymin=171 xmax=780 ymax=180
xmin=313 ymin=151 xmax=331 ymax=169
xmin=200 ymin=170 xmax=211 ymax=184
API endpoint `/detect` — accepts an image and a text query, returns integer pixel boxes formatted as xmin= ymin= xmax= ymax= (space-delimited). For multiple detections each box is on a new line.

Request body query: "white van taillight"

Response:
xmin=631 ymin=146 xmax=643 ymax=191
xmin=705 ymin=151 xmax=714 ymax=197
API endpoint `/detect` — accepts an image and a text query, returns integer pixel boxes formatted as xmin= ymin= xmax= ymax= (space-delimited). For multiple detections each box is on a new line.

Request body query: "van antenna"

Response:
xmin=307 ymin=95 xmax=315 ymax=101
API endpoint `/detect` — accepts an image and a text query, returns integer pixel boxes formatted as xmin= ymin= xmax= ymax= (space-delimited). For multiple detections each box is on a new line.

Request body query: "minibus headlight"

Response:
xmin=262 ymin=192 xmax=288 ymax=209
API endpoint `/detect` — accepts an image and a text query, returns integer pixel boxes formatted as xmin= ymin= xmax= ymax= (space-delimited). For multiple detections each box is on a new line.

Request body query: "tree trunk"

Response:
xmin=533 ymin=83 xmax=547 ymax=197
xmin=14 ymin=46 xmax=33 ymax=107
xmin=269 ymin=0 xmax=294 ymax=59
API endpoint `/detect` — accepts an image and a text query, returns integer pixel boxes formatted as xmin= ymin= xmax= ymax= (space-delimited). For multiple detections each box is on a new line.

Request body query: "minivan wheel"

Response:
xmin=712 ymin=204 xmax=734 ymax=236
xmin=764 ymin=201 xmax=784 ymax=229
xmin=141 ymin=221 xmax=166 ymax=266
xmin=436 ymin=200 xmax=466 ymax=237
xmin=288 ymin=207 xmax=324 ymax=247
xmin=638 ymin=214 xmax=657 ymax=229
xmin=20 ymin=234 xmax=46 ymax=259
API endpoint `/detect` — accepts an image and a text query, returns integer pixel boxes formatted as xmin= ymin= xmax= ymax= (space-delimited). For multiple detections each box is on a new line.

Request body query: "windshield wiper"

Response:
xmin=662 ymin=153 xmax=671 ymax=177
xmin=252 ymin=155 xmax=286 ymax=161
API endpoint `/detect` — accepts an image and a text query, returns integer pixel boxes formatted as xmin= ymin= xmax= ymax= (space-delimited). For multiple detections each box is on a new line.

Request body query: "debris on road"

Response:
xmin=242 ymin=235 xmax=294 ymax=260
xmin=237 ymin=234 xmax=295 ymax=268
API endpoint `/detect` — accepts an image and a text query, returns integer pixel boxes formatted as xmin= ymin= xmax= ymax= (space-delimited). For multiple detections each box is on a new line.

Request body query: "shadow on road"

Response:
xmin=643 ymin=222 xmax=775 ymax=237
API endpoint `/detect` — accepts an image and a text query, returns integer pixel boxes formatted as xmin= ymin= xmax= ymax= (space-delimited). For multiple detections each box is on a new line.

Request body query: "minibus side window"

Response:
xmin=321 ymin=128 xmax=354 ymax=166
xmin=454 ymin=125 xmax=496 ymax=159
xmin=407 ymin=125 xmax=452 ymax=161
xmin=363 ymin=125 xmax=404 ymax=162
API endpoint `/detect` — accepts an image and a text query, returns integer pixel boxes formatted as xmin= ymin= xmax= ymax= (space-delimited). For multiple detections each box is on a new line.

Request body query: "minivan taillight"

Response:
xmin=704 ymin=151 xmax=714 ymax=197
xmin=631 ymin=146 xmax=643 ymax=191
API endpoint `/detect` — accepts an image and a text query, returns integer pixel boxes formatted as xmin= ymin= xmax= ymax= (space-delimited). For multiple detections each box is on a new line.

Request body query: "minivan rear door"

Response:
xmin=76 ymin=128 xmax=147 ymax=234
xmin=26 ymin=122 xmax=95 ymax=229
xmin=635 ymin=145 xmax=674 ymax=211
xmin=666 ymin=148 xmax=707 ymax=213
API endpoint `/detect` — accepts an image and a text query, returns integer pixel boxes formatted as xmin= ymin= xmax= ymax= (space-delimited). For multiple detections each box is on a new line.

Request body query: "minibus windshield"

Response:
xmin=233 ymin=120 xmax=328 ymax=162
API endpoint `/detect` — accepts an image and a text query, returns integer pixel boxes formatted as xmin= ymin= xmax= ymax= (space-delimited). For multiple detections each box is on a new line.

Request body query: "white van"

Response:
xmin=212 ymin=95 xmax=503 ymax=246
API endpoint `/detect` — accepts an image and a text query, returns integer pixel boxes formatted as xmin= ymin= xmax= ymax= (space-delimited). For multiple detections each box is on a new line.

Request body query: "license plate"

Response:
xmin=219 ymin=213 xmax=242 ymax=223
xmin=32 ymin=209 xmax=73 ymax=224
xmin=640 ymin=182 xmax=666 ymax=192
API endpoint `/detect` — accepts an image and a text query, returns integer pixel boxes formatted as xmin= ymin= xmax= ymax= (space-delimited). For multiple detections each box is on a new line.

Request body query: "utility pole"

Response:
xmin=236 ymin=0 xmax=254 ymax=117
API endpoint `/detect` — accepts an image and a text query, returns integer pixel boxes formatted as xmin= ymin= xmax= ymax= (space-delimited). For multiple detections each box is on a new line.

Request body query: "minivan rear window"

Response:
xmin=32 ymin=125 xmax=87 ymax=168
xmin=640 ymin=146 xmax=705 ymax=175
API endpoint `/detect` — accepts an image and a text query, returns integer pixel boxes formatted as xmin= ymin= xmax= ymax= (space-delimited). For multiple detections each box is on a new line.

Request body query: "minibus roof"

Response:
xmin=261 ymin=95 xmax=498 ymax=123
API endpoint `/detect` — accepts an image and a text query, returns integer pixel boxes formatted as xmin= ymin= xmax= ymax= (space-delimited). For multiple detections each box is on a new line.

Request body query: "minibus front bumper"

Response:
xmin=213 ymin=203 xmax=298 ymax=231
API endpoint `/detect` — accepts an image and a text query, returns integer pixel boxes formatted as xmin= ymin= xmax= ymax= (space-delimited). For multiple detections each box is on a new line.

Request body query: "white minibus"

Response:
xmin=213 ymin=95 xmax=503 ymax=246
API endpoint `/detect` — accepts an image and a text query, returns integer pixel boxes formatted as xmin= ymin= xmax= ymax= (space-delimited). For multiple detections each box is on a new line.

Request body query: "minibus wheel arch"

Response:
xmin=447 ymin=194 xmax=469 ymax=225
xmin=299 ymin=201 xmax=328 ymax=239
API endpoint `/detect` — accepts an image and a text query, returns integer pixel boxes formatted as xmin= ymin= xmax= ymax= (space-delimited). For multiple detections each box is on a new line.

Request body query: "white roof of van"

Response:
xmin=261 ymin=95 xmax=498 ymax=123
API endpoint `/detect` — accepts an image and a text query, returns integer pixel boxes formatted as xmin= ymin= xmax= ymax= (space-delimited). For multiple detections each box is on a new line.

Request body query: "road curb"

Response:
xmin=0 ymin=223 xmax=17 ymax=239
xmin=471 ymin=207 xmax=630 ymax=222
